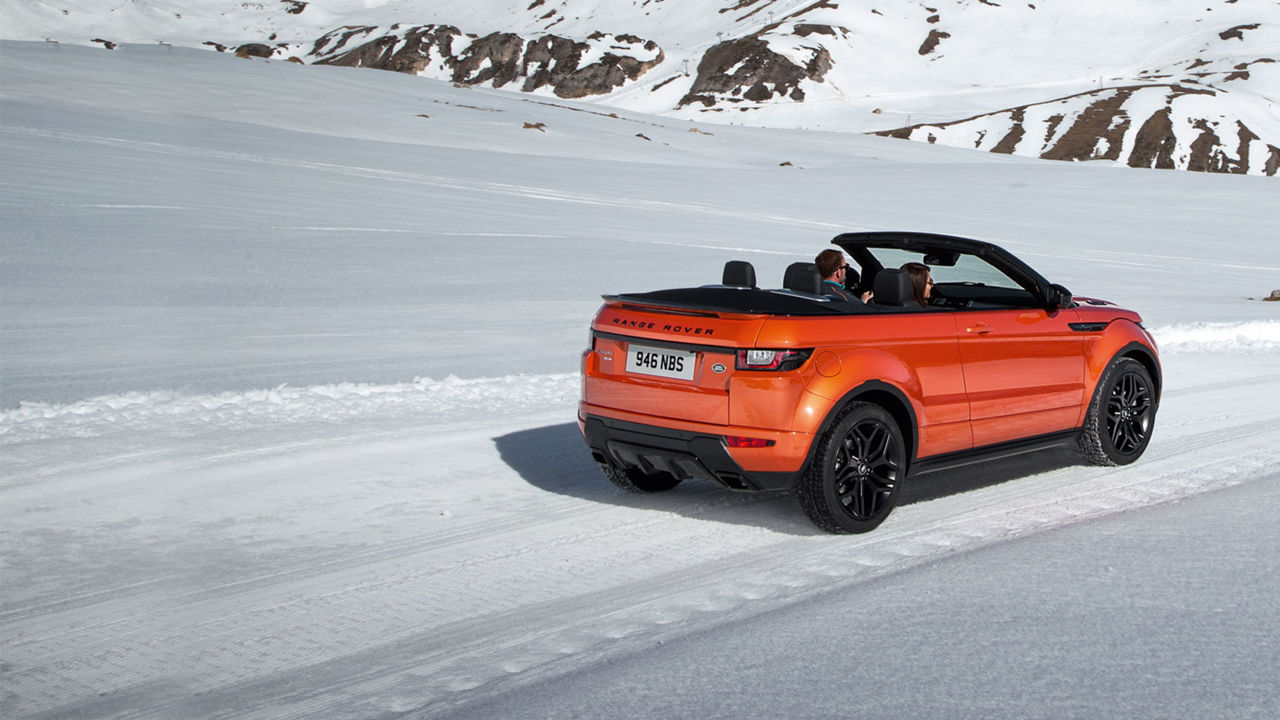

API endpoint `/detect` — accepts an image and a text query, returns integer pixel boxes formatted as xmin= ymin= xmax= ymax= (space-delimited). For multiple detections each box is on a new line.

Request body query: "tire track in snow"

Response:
xmin=7 ymin=398 xmax=1279 ymax=720
xmin=4 ymin=341 xmax=1278 ymax=718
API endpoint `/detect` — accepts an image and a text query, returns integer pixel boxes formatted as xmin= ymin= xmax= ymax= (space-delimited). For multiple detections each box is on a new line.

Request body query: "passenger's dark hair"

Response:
xmin=815 ymin=249 xmax=844 ymax=279
xmin=902 ymin=262 xmax=931 ymax=307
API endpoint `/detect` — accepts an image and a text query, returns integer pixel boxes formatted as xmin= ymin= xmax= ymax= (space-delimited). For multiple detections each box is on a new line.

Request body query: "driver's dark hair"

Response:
xmin=814 ymin=249 xmax=844 ymax=279
xmin=902 ymin=262 xmax=931 ymax=307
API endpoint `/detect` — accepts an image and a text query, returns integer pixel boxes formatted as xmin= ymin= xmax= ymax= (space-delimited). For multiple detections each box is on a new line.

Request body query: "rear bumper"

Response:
xmin=579 ymin=410 xmax=803 ymax=492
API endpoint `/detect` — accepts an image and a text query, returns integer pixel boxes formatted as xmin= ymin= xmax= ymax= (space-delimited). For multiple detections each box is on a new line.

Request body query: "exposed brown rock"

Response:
xmin=236 ymin=43 xmax=273 ymax=59
xmin=1187 ymin=120 xmax=1230 ymax=172
xmin=679 ymin=36 xmax=830 ymax=107
xmin=1235 ymin=121 xmax=1260 ymax=175
xmin=991 ymin=108 xmax=1026 ymax=154
xmin=313 ymin=26 xmax=662 ymax=98
xmin=521 ymin=35 xmax=589 ymax=92
xmin=1266 ymin=145 xmax=1280 ymax=176
xmin=1128 ymin=108 xmax=1177 ymax=170
xmin=281 ymin=1 xmax=307 ymax=14
xmin=919 ymin=29 xmax=950 ymax=55
xmin=312 ymin=26 xmax=378 ymax=56
xmin=794 ymin=24 xmax=836 ymax=37
xmin=1219 ymin=23 xmax=1259 ymax=41
xmin=1042 ymin=89 xmax=1133 ymax=161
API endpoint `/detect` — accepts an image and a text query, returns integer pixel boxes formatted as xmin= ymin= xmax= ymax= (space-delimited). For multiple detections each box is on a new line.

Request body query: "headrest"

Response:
xmin=722 ymin=260 xmax=757 ymax=288
xmin=872 ymin=269 xmax=913 ymax=306
xmin=783 ymin=262 xmax=823 ymax=295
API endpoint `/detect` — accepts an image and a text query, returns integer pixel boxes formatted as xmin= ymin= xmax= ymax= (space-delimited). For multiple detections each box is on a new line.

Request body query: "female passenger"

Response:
xmin=901 ymin=262 xmax=933 ymax=307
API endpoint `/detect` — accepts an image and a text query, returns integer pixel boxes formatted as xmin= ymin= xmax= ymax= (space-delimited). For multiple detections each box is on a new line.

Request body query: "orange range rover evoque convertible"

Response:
xmin=578 ymin=231 xmax=1161 ymax=533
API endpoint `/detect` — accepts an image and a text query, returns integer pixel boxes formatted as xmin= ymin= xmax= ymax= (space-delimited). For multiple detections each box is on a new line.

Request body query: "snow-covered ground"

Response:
xmin=2 ymin=41 xmax=1279 ymax=719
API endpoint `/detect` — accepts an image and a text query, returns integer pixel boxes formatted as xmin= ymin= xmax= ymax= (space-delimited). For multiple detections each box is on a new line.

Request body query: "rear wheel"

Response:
xmin=1081 ymin=357 xmax=1156 ymax=465
xmin=798 ymin=402 xmax=906 ymax=534
xmin=601 ymin=464 xmax=682 ymax=492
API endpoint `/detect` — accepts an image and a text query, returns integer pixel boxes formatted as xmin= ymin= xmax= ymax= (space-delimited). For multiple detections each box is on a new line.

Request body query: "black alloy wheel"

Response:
xmin=1082 ymin=357 xmax=1157 ymax=466
xmin=1107 ymin=367 xmax=1154 ymax=454
xmin=798 ymin=402 xmax=906 ymax=533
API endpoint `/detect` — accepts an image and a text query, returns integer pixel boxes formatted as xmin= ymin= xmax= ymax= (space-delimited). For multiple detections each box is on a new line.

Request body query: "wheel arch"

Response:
xmin=1117 ymin=341 xmax=1162 ymax=401
xmin=801 ymin=380 xmax=920 ymax=475
xmin=1083 ymin=321 xmax=1163 ymax=407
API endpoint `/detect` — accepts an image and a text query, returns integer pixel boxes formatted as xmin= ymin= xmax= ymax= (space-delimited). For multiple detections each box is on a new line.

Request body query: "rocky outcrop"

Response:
xmin=875 ymin=84 xmax=1278 ymax=176
xmin=310 ymin=25 xmax=663 ymax=99
xmin=679 ymin=36 xmax=831 ymax=107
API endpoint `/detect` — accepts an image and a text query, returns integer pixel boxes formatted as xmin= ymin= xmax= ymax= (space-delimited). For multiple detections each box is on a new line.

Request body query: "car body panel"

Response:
xmin=954 ymin=306 xmax=1086 ymax=447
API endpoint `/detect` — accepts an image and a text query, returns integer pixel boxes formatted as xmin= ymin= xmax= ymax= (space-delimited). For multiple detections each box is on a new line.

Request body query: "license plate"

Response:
xmin=625 ymin=344 xmax=697 ymax=381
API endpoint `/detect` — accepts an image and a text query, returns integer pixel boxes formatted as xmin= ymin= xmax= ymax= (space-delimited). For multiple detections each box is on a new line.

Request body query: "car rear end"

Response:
xmin=579 ymin=296 xmax=828 ymax=492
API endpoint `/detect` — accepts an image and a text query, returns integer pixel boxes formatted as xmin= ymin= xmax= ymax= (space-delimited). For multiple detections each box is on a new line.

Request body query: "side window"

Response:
xmin=930 ymin=254 xmax=1020 ymax=290
xmin=865 ymin=248 xmax=1039 ymax=309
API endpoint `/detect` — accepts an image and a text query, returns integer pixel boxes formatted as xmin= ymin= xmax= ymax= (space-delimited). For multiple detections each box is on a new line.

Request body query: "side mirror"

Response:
xmin=1045 ymin=283 xmax=1073 ymax=310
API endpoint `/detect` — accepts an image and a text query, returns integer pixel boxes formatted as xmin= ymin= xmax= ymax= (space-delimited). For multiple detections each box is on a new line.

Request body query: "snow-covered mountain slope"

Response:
xmin=3 ymin=38 xmax=1280 ymax=719
xmin=6 ymin=0 xmax=1278 ymax=174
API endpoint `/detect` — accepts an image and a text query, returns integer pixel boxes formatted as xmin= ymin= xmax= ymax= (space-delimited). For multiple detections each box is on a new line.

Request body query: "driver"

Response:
xmin=815 ymin=249 xmax=872 ymax=302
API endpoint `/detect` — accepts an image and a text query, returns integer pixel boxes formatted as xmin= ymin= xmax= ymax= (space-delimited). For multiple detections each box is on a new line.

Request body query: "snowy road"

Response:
xmin=4 ymin=351 xmax=1279 ymax=719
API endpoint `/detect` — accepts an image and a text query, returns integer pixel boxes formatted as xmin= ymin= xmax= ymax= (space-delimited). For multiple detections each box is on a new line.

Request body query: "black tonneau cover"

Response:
xmin=606 ymin=287 xmax=871 ymax=316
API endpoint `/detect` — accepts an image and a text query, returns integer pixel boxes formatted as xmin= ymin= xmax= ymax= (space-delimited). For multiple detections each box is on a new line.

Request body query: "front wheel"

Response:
xmin=797 ymin=402 xmax=906 ymax=534
xmin=1081 ymin=357 xmax=1157 ymax=466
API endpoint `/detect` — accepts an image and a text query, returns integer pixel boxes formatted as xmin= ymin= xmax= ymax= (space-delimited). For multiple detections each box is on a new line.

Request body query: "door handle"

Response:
xmin=966 ymin=323 xmax=994 ymax=335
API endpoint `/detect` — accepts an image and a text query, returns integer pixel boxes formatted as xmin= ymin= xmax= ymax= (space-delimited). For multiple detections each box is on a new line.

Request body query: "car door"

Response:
xmin=956 ymin=305 xmax=1085 ymax=447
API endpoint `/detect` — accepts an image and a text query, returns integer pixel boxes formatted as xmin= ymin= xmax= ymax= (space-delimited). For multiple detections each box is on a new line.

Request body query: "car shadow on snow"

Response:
xmin=494 ymin=423 xmax=1083 ymax=536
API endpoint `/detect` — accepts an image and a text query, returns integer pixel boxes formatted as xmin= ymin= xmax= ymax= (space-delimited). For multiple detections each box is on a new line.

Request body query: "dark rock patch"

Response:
xmin=919 ymin=29 xmax=950 ymax=55
xmin=1266 ymin=145 xmax=1280 ymax=176
xmin=312 ymin=26 xmax=662 ymax=99
xmin=1128 ymin=108 xmax=1178 ymax=170
xmin=794 ymin=24 xmax=837 ymax=37
xmin=1219 ymin=23 xmax=1259 ymax=41
xmin=1043 ymin=89 xmax=1134 ymax=162
xmin=678 ymin=36 xmax=830 ymax=107
xmin=235 ymin=43 xmax=273 ymax=59
xmin=1188 ymin=119 xmax=1230 ymax=172
xmin=991 ymin=108 xmax=1026 ymax=154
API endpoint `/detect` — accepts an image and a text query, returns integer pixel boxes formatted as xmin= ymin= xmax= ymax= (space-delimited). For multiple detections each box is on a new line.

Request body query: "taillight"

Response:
xmin=735 ymin=348 xmax=812 ymax=371
xmin=725 ymin=435 xmax=776 ymax=448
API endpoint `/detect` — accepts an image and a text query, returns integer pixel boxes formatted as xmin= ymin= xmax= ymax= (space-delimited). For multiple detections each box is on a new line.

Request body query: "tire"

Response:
xmin=600 ymin=463 xmax=682 ymax=493
xmin=797 ymin=402 xmax=906 ymax=534
xmin=1081 ymin=357 xmax=1157 ymax=466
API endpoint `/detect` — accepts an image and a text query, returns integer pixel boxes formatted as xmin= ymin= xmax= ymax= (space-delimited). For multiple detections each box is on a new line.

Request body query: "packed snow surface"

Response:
xmin=2 ymin=40 xmax=1279 ymax=719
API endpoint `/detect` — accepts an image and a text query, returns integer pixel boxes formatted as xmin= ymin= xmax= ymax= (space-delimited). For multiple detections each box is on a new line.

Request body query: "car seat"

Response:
xmin=782 ymin=262 xmax=823 ymax=295
xmin=871 ymin=268 xmax=913 ymax=307
xmin=722 ymin=260 xmax=757 ymax=288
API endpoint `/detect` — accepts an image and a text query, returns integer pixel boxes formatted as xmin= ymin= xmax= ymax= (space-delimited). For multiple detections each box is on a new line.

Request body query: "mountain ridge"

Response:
xmin=5 ymin=0 xmax=1277 ymax=175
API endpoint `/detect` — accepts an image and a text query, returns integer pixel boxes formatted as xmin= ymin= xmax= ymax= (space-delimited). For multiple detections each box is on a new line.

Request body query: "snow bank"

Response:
xmin=1150 ymin=320 xmax=1280 ymax=354
xmin=0 ymin=374 xmax=580 ymax=445
xmin=6 ymin=321 xmax=1274 ymax=445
